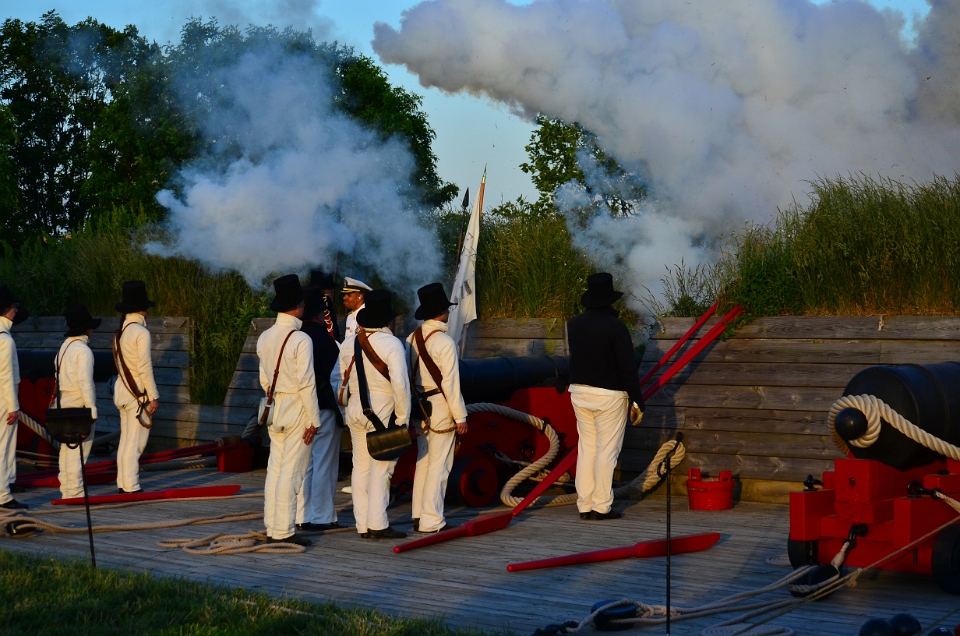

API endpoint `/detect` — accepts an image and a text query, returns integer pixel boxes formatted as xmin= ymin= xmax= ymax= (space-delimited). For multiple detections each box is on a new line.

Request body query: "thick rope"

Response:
xmin=158 ymin=531 xmax=306 ymax=555
xmin=466 ymin=403 xmax=576 ymax=508
xmin=17 ymin=411 xmax=60 ymax=450
xmin=613 ymin=439 xmax=686 ymax=500
xmin=828 ymin=394 xmax=960 ymax=460
xmin=2 ymin=509 xmax=263 ymax=535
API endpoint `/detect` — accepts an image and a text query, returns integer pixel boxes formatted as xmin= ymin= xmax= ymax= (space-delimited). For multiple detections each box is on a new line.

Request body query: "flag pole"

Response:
xmin=460 ymin=168 xmax=486 ymax=356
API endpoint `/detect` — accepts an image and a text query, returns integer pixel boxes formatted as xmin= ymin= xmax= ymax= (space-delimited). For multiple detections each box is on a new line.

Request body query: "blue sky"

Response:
xmin=4 ymin=0 xmax=933 ymax=204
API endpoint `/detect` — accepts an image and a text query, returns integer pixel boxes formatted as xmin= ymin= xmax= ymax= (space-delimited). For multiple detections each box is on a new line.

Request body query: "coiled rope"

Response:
xmin=828 ymin=394 xmax=960 ymax=460
xmin=158 ymin=531 xmax=307 ymax=555
xmin=466 ymin=403 xmax=686 ymax=508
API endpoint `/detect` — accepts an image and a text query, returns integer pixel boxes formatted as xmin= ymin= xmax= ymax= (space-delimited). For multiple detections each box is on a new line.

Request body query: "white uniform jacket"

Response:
xmin=113 ymin=314 xmax=159 ymax=409
xmin=55 ymin=336 xmax=97 ymax=417
xmin=0 ymin=316 xmax=19 ymax=416
xmin=343 ymin=304 xmax=364 ymax=340
xmin=406 ymin=320 xmax=468 ymax=424
xmin=338 ymin=327 xmax=410 ymax=426
xmin=257 ymin=313 xmax=322 ymax=429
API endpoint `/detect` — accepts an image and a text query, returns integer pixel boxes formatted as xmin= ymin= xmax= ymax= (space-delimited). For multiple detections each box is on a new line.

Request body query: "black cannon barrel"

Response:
xmin=837 ymin=362 xmax=960 ymax=469
xmin=17 ymin=349 xmax=117 ymax=383
xmin=459 ymin=355 xmax=569 ymax=404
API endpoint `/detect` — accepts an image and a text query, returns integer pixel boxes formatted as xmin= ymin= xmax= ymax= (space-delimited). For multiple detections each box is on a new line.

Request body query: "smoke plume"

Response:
xmin=373 ymin=0 xmax=960 ymax=304
xmin=151 ymin=45 xmax=440 ymax=299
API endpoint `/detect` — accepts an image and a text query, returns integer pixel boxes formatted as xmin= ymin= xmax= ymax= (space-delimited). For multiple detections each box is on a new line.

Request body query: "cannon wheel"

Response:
xmin=787 ymin=539 xmax=819 ymax=568
xmin=449 ymin=456 xmax=500 ymax=507
xmin=932 ymin=524 xmax=960 ymax=594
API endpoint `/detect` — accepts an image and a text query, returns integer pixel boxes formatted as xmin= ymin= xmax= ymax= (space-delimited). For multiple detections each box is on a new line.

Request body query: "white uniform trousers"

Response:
xmin=117 ymin=404 xmax=150 ymax=492
xmin=264 ymin=394 xmax=312 ymax=540
xmin=0 ymin=409 xmax=16 ymax=505
xmin=296 ymin=409 xmax=342 ymax=525
xmin=58 ymin=421 xmax=96 ymax=499
xmin=411 ymin=396 xmax=456 ymax=532
xmin=347 ymin=396 xmax=398 ymax=534
xmin=571 ymin=386 xmax=629 ymax=514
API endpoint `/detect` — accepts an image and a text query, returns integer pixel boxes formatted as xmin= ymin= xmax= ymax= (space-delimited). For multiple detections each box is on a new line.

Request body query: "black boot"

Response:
xmin=0 ymin=499 xmax=28 ymax=510
xmin=368 ymin=526 xmax=407 ymax=539
xmin=593 ymin=510 xmax=622 ymax=520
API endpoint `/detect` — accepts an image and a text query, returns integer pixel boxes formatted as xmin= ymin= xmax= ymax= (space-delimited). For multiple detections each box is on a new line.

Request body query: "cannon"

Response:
xmin=392 ymin=355 xmax=577 ymax=507
xmin=789 ymin=362 xmax=960 ymax=594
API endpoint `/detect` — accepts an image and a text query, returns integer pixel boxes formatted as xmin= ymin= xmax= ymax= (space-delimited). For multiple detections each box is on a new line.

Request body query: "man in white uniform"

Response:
xmin=341 ymin=277 xmax=371 ymax=340
xmin=56 ymin=305 xmax=101 ymax=499
xmin=258 ymin=275 xmax=320 ymax=546
xmin=0 ymin=285 xmax=27 ymax=510
xmin=338 ymin=290 xmax=409 ymax=539
xmin=408 ymin=283 xmax=468 ymax=533
xmin=113 ymin=280 xmax=160 ymax=494
xmin=566 ymin=273 xmax=644 ymax=521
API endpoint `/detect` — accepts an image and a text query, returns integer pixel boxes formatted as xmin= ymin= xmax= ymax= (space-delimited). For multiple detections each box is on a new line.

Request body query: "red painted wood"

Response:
xmin=506 ymin=532 xmax=721 ymax=572
xmin=639 ymin=302 xmax=717 ymax=387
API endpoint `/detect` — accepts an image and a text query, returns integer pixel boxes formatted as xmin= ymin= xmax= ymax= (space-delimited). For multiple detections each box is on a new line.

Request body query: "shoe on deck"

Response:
xmin=592 ymin=510 xmax=623 ymax=520
xmin=0 ymin=499 xmax=28 ymax=510
xmin=411 ymin=518 xmax=420 ymax=532
xmin=579 ymin=512 xmax=592 ymax=520
xmin=269 ymin=533 xmax=312 ymax=547
xmin=368 ymin=526 xmax=407 ymax=539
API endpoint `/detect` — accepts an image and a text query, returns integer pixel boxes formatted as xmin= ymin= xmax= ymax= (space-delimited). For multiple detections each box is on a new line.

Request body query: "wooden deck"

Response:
xmin=3 ymin=468 xmax=957 ymax=634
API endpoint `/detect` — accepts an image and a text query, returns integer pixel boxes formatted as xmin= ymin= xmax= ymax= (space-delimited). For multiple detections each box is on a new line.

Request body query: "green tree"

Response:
xmin=521 ymin=114 xmax=644 ymax=216
xmin=0 ymin=105 xmax=17 ymax=229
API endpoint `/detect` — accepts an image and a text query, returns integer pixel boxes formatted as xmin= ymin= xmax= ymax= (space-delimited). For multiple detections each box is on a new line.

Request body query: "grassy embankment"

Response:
xmin=717 ymin=175 xmax=960 ymax=318
xmin=0 ymin=551 xmax=493 ymax=636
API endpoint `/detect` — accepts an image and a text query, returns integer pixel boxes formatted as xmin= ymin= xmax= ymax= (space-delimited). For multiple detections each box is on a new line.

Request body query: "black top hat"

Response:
xmin=581 ymin=273 xmax=623 ymax=309
xmin=63 ymin=304 xmax=103 ymax=338
xmin=309 ymin=269 xmax=336 ymax=290
xmin=0 ymin=285 xmax=19 ymax=313
xmin=0 ymin=285 xmax=29 ymax=326
xmin=302 ymin=288 xmax=324 ymax=320
xmin=270 ymin=274 xmax=305 ymax=313
xmin=414 ymin=283 xmax=457 ymax=320
xmin=356 ymin=289 xmax=398 ymax=329
xmin=115 ymin=280 xmax=156 ymax=313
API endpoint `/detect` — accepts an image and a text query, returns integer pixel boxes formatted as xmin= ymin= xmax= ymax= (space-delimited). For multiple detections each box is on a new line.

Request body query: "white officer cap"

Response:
xmin=342 ymin=277 xmax=372 ymax=293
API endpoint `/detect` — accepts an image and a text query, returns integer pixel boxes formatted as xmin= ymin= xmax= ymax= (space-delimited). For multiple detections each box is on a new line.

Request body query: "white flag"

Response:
xmin=448 ymin=169 xmax=485 ymax=347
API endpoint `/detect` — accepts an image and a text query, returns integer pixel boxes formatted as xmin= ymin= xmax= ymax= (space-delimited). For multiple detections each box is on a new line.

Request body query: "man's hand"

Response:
xmin=5 ymin=411 xmax=18 ymax=426
xmin=628 ymin=403 xmax=643 ymax=426
xmin=303 ymin=425 xmax=318 ymax=445
xmin=455 ymin=421 xmax=468 ymax=435
xmin=146 ymin=400 xmax=159 ymax=416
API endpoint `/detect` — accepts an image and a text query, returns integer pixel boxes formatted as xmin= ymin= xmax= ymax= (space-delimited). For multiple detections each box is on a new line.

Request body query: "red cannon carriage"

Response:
xmin=789 ymin=362 xmax=960 ymax=593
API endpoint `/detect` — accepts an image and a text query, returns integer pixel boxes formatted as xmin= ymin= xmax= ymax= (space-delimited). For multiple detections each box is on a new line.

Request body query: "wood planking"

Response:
xmin=629 ymin=316 xmax=960 ymax=499
xmin=3 ymin=468 xmax=956 ymax=636
xmin=464 ymin=317 xmax=567 ymax=359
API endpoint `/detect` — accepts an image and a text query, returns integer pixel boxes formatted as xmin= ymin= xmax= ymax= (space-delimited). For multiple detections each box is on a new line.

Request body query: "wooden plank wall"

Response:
xmin=10 ymin=316 xmax=201 ymax=447
xmin=629 ymin=316 xmax=960 ymax=503
xmin=464 ymin=318 xmax=568 ymax=358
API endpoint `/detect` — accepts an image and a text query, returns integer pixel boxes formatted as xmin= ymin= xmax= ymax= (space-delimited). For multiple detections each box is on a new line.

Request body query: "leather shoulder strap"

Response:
xmin=54 ymin=339 xmax=79 ymax=409
xmin=357 ymin=328 xmax=390 ymax=381
xmin=338 ymin=356 xmax=355 ymax=405
xmin=267 ymin=330 xmax=297 ymax=400
xmin=114 ymin=322 xmax=145 ymax=400
xmin=414 ymin=327 xmax=446 ymax=399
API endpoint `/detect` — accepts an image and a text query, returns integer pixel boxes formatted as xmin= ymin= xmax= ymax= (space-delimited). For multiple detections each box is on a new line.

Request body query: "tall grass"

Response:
xmin=0 ymin=207 xmax=268 ymax=404
xmin=716 ymin=175 xmax=960 ymax=317
xmin=474 ymin=200 xmax=594 ymax=318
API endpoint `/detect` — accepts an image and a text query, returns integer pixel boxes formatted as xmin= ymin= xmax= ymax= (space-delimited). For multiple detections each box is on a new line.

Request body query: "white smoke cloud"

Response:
xmin=373 ymin=0 xmax=960 ymax=306
xmin=150 ymin=46 xmax=441 ymax=299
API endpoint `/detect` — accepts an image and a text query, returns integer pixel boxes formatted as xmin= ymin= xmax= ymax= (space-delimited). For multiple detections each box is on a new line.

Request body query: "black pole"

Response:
xmin=79 ymin=442 xmax=96 ymax=568
xmin=658 ymin=432 xmax=683 ymax=635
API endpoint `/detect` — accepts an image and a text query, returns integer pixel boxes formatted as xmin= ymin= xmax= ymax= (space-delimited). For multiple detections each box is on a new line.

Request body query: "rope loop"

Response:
xmin=827 ymin=394 xmax=960 ymax=461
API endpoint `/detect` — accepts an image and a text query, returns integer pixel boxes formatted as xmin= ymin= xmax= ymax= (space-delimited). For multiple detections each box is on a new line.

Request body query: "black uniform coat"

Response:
xmin=566 ymin=307 xmax=645 ymax=409
xmin=302 ymin=320 xmax=342 ymax=420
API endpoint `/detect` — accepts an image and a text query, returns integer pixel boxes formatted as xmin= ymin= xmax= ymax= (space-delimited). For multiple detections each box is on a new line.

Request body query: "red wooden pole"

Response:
xmin=52 ymin=484 xmax=241 ymax=505
xmin=639 ymin=302 xmax=717 ymax=387
xmin=506 ymin=532 xmax=721 ymax=572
